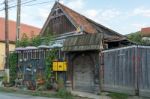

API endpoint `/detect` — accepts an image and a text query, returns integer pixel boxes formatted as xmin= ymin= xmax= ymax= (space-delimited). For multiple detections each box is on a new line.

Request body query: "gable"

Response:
xmin=41 ymin=3 xmax=77 ymax=36
xmin=43 ymin=14 xmax=76 ymax=36
xmin=41 ymin=2 xmax=127 ymax=42
xmin=59 ymin=3 xmax=97 ymax=34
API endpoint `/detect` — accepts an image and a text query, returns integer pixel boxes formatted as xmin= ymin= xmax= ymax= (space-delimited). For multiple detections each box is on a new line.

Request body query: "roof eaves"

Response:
xmin=85 ymin=17 xmax=124 ymax=37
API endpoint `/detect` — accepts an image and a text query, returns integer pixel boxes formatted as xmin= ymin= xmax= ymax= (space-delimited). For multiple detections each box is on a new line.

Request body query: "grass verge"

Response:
xmin=107 ymin=92 xmax=129 ymax=99
xmin=0 ymin=87 xmax=57 ymax=98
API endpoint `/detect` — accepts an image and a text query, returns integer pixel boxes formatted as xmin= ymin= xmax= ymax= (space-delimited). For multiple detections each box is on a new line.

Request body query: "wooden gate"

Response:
xmin=102 ymin=46 xmax=137 ymax=95
xmin=138 ymin=46 xmax=150 ymax=97
xmin=73 ymin=54 xmax=94 ymax=92
xmin=102 ymin=46 xmax=150 ymax=97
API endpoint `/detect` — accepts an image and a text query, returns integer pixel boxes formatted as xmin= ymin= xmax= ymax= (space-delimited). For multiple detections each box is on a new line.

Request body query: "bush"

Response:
xmin=57 ymin=88 xmax=73 ymax=99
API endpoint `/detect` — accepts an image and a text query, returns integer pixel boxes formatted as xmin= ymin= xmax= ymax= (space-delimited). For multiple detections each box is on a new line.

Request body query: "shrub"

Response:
xmin=57 ymin=88 xmax=73 ymax=99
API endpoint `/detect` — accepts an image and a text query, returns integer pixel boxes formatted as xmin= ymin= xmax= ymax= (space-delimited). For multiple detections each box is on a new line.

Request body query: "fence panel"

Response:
xmin=138 ymin=46 xmax=150 ymax=97
xmin=102 ymin=46 xmax=137 ymax=95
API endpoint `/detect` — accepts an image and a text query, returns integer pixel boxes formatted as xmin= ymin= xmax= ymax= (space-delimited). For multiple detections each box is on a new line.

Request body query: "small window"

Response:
xmin=53 ymin=17 xmax=60 ymax=24
xmin=58 ymin=9 xmax=62 ymax=14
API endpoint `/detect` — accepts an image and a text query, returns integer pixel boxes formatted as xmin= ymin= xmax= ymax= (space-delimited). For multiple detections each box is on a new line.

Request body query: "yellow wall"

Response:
xmin=0 ymin=42 xmax=15 ymax=70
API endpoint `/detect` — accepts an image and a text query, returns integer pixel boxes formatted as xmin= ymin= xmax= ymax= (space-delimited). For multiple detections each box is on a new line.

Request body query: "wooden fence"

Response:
xmin=138 ymin=46 xmax=150 ymax=97
xmin=102 ymin=46 xmax=150 ymax=97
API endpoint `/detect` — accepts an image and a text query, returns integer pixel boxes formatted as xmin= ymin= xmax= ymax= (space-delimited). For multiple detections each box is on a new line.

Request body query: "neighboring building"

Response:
xmin=0 ymin=17 xmax=41 ymax=70
xmin=141 ymin=27 xmax=150 ymax=40
xmin=41 ymin=2 xmax=131 ymax=93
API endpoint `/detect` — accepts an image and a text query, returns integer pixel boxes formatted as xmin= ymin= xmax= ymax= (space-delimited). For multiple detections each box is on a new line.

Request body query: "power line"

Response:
xmin=0 ymin=0 xmax=37 ymax=11
xmin=0 ymin=0 xmax=54 ymax=12
xmin=24 ymin=1 xmax=54 ymax=6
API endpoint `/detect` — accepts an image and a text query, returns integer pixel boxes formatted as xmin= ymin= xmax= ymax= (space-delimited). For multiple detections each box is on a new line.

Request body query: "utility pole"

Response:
xmin=5 ymin=0 xmax=9 ymax=69
xmin=16 ymin=0 xmax=21 ymax=41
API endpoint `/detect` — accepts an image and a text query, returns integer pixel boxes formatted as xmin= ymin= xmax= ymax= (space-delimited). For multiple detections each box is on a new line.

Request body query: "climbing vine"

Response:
xmin=16 ymin=33 xmax=53 ymax=47
xmin=9 ymin=53 xmax=17 ymax=85
xmin=44 ymin=49 xmax=58 ymax=89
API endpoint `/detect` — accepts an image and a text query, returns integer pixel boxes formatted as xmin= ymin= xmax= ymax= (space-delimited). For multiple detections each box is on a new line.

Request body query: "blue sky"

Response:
xmin=0 ymin=0 xmax=150 ymax=35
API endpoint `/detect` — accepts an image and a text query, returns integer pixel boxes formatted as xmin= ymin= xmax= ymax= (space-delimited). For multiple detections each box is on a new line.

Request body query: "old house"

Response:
xmin=141 ymin=27 xmax=150 ymax=40
xmin=0 ymin=17 xmax=41 ymax=70
xmin=41 ymin=2 xmax=131 ymax=93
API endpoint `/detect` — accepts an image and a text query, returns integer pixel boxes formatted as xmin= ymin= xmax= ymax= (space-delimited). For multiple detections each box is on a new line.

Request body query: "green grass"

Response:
xmin=0 ymin=87 xmax=91 ymax=99
xmin=0 ymin=87 xmax=57 ymax=98
xmin=56 ymin=88 xmax=74 ymax=99
xmin=107 ymin=92 xmax=129 ymax=99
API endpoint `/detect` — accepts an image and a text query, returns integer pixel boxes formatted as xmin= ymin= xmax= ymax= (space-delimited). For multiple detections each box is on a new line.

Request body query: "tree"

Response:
xmin=16 ymin=33 xmax=53 ymax=47
xmin=127 ymin=31 xmax=150 ymax=46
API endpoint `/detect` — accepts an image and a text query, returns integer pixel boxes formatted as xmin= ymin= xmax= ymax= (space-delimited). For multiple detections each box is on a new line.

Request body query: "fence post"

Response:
xmin=134 ymin=46 xmax=139 ymax=95
xmin=100 ymin=52 xmax=104 ymax=92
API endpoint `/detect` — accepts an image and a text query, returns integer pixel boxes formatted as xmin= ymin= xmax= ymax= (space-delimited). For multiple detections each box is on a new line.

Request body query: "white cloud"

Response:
xmin=83 ymin=8 xmax=121 ymax=23
xmin=132 ymin=23 xmax=148 ymax=30
xmin=61 ymin=0 xmax=86 ymax=10
xmin=133 ymin=7 xmax=150 ymax=17
xmin=67 ymin=0 xmax=85 ymax=9
xmin=84 ymin=9 xmax=99 ymax=18
xmin=37 ymin=5 xmax=52 ymax=20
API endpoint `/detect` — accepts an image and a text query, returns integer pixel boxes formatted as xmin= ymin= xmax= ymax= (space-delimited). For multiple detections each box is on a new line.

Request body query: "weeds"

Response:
xmin=107 ymin=92 xmax=129 ymax=99
xmin=56 ymin=88 xmax=74 ymax=99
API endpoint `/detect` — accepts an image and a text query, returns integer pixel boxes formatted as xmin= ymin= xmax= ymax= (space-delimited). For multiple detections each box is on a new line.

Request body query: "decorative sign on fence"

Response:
xmin=52 ymin=61 xmax=67 ymax=71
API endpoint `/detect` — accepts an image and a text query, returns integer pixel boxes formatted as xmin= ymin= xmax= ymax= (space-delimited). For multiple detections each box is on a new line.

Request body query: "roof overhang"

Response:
xmin=62 ymin=33 xmax=103 ymax=52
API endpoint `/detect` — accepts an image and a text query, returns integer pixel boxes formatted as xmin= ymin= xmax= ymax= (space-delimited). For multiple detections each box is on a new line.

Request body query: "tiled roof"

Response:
xmin=59 ymin=3 xmax=97 ymax=34
xmin=41 ymin=2 xmax=125 ymax=40
xmin=141 ymin=27 xmax=150 ymax=37
xmin=58 ymin=3 xmax=124 ymax=38
xmin=0 ymin=17 xmax=41 ymax=42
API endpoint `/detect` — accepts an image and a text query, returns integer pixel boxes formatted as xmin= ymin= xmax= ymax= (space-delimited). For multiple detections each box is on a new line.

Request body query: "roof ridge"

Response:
xmin=57 ymin=2 xmax=124 ymax=37
xmin=58 ymin=2 xmax=97 ymax=33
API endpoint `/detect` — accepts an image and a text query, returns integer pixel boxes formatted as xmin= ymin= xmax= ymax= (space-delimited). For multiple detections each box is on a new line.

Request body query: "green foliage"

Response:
xmin=30 ymin=35 xmax=43 ymax=46
xmin=42 ymin=34 xmax=54 ymax=45
xmin=9 ymin=53 xmax=17 ymax=85
xmin=128 ymin=32 xmax=142 ymax=44
xmin=16 ymin=35 xmax=30 ymax=47
xmin=128 ymin=31 xmax=150 ymax=45
xmin=107 ymin=92 xmax=129 ymax=99
xmin=16 ymin=33 xmax=53 ymax=47
xmin=44 ymin=49 xmax=58 ymax=89
xmin=57 ymin=77 xmax=65 ymax=89
xmin=36 ymin=85 xmax=46 ymax=91
xmin=2 ymin=73 xmax=8 ymax=83
xmin=57 ymin=88 xmax=73 ymax=99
